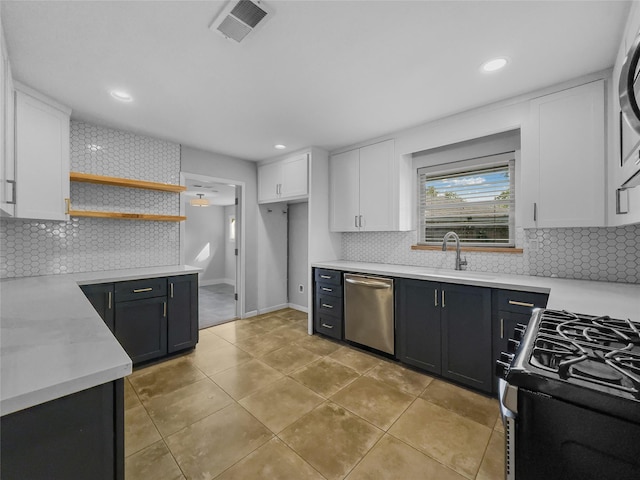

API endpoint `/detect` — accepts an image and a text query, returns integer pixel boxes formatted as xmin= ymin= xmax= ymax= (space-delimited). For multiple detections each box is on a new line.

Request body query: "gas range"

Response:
xmin=496 ymin=308 xmax=640 ymax=480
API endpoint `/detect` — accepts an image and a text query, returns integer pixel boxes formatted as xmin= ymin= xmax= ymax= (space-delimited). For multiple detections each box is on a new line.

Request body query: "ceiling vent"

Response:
xmin=209 ymin=0 xmax=273 ymax=43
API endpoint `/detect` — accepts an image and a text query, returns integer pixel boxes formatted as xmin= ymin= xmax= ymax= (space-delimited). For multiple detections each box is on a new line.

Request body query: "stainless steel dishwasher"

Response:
xmin=344 ymin=274 xmax=394 ymax=355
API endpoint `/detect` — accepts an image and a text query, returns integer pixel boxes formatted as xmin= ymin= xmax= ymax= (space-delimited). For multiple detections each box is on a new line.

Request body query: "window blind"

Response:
xmin=418 ymin=158 xmax=515 ymax=246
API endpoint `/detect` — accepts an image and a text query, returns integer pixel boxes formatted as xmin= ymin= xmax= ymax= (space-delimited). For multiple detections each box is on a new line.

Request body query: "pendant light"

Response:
xmin=190 ymin=193 xmax=209 ymax=207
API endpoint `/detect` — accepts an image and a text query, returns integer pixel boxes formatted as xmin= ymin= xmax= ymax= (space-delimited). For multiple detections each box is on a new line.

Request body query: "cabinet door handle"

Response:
xmin=321 ymin=303 xmax=334 ymax=309
xmin=321 ymin=287 xmax=333 ymax=292
xmin=170 ymin=283 xmax=174 ymax=298
xmin=442 ymin=290 xmax=445 ymax=308
xmin=533 ymin=202 xmax=537 ymax=222
xmin=163 ymin=302 xmax=167 ymax=317
xmin=355 ymin=215 xmax=359 ymax=228
xmin=6 ymin=180 xmax=16 ymax=204
xmin=65 ymin=198 xmax=70 ymax=214
xmin=508 ymin=300 xmax=534 ymax=308
xmin=107 ymin=291 xmax=112 ymax=310
xmin=434 ymin=289 xmax=438 ymax=307
xmin=320 ymin=275 xmax=332 ymax=279
xmin=359 ymin=215 xmax=363 ymax=228
xmin=321 ymin=323 xmax=334 ymax=329
xmin=133 ymin=287 xmax=153 ymax=293
xmin=500 ymin=318 xmax=504 ymax=339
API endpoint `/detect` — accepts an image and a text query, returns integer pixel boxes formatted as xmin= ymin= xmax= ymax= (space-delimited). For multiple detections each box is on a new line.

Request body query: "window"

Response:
xmin=228 ymin=215 xmax=236 ymax=242
xmin=418 ymin=153 xmax=515 ymax=247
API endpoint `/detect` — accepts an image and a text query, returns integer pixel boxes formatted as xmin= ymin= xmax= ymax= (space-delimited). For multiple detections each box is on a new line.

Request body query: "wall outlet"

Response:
xmin=298 ymin=284 xmax=304 ymax=293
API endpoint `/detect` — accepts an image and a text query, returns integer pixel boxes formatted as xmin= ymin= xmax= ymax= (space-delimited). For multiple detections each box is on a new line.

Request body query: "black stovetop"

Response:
xmin=506 ymin=309 xmax=640 ymax=424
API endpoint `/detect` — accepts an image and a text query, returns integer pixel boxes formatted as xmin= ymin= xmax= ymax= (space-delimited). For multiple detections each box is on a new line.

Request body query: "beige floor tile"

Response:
xmin=234 ymin=331 xmax=291 ymax=357
xmin=239 ymin=377 xmax=324 ymax=433
xmin=295 ymin=334 xmax=342 ymax=356
xmin=494 ymin=415 xmax=505 ymax=433
xmin=365 ymin=361 xmax=434 ymax=397
xmin=290 ymin=357 xmax=360 ymax=397
xmin=210 ymin=358 xmax=284 ymax=400
xmin=260 ymin=344 xmax=321 ymax=374
xmin=165 ymin=403 xmax=272 ymax=480
xmin=476 ymin=430 xmax=505 ymax=480
xmin=129 ymin=356 xmax=206 ymax=402
xmin=329 ymin=346 xmax=382 ymax=373
xmin=388 ymin=397 xmax=492 ymax=479
xmin=330 ymin=376 xmax=414 ymax=430
xmin=143 ymin=378 xmax=233 ymax=437
xmin=249 ymin=314 xmax=290 ymax=330
xmin=215 ymin=437 xmax=324 ymax=480
xmin=345 ymin=434 xmax=467 ymax=480
xmin=125 ymin=404 xmax=162 ymax=457
xmin=124 ymin=377 xmax=142 ymax=410
xmin=195 ymin=331 xmax=231 ymax=350
xmin=420 ymin=379 xmax=499 ymax=428
xmin=207 ymin=320 xmax=269 ymax=343
xmin=271 ymin=325 xmax=309 ymax=343
xmin=279 ymin=402 xmax=383 ymax=480
xmin=125 ymin=440 xmax=182 ymax=480
xmin=277 ymin=309 xmax=308 ymax=321
xmin=188 ymin=342 xmax=253 ymax=376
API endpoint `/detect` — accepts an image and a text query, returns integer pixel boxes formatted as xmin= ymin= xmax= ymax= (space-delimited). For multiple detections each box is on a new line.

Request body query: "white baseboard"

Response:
xmin=257 ymin=303 xmax=289 ymax=315
xmin=288 ymin=303 xmax=308 ymax=313
xmin=199 ymin=278 xmax=235 ymax=287
xmin=243 ymin=310 xmax=258 ymax=318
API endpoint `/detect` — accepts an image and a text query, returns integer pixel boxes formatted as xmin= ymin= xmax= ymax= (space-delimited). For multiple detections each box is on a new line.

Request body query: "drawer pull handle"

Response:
xmin=500 ymin=318 xmax=504 ymax=339
xmin=508 ymin=300 xmax=534 ymax=308
xmin=170 ymin=283 xmax=174 ymax=298
xmin=133 ymin=287 xmax=153 ymax=293
xmin=320 ymin=275 xmax=332 ymax=279
xmin=321 ymin=323 xmax=334 ymax=329
xmin=321 ymin=303 xmax=334 ymax=309
xmin=107 ymin=291 xmax=112 ymax=310
xmin=321 ymin=287 xmax=333 ymax=292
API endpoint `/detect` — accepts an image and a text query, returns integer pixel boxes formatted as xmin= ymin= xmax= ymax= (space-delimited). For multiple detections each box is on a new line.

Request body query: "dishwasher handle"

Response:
xmin=345 ymin=277 xmax=392 ymax=289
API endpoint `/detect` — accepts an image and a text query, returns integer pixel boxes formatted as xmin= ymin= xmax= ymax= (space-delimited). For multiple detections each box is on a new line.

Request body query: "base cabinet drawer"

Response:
xmin=314 ymin=312 xmax=342 ymax=340
xmin=315 ymin=293 xmax=343 ymax=318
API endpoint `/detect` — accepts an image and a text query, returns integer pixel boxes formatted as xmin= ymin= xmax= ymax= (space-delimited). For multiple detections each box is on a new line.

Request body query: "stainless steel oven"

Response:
xmin=496 ymin=309 xmax=640 ymax=480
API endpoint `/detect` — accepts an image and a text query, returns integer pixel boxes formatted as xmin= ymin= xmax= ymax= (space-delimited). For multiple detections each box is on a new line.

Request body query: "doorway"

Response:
xmin=180 ymin=172 xmax=245 ymax=328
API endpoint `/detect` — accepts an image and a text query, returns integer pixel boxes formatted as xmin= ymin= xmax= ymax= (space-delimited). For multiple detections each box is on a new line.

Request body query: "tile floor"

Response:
xmin=124 ymin=308 xmax=505 ymax=480
xmin=198 ymin=284 xmax=236 ymax=329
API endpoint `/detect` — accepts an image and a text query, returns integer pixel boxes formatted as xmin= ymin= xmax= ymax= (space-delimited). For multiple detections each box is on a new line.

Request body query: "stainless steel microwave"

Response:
xmin=620 ymin=33 xmax=640 ymax=188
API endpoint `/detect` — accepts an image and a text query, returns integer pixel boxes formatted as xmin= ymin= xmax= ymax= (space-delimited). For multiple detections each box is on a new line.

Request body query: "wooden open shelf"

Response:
xmin=70 ymin=172 xmax=186 ymax=193
xmin=69 ymin=210 xmax=186 ymax=222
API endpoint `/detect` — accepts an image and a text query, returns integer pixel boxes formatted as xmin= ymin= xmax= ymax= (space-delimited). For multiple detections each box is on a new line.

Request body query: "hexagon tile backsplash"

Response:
xmin=0 ymin=120 xmax=181 ymax=279
xmin=342 ymin=225 xmax=639 ymax=284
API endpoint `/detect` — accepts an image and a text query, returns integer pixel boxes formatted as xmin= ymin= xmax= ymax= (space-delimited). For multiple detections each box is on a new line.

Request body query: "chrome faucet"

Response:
xmin=442 ymin=231 xmax=467 ymax=271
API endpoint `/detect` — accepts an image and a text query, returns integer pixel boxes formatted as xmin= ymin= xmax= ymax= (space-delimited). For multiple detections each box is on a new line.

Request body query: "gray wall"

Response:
xmin=184 ymin=203 xmax=226 ymax=285
xmin=288 ymin=202 xmax=308 ymax=308
xmin=180 ymin=145 xmax=258 ymax=312
xmin=257 ymin=202 xmax=288 ymax=311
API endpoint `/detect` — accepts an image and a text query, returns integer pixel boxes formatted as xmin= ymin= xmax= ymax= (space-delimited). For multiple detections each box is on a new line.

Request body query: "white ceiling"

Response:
xmin=0 ymin=0 xmax=631 ymax=162
xmin=185 ymin=178 xmax=236 ymax=206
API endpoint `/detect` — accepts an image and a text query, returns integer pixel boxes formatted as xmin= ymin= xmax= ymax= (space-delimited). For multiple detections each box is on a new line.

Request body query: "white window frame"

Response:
xmin=417 ymin=151 xmax=516 ymax=247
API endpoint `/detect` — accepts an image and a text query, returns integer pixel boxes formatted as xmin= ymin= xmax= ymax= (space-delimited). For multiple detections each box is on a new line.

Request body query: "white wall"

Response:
xmin=180 ymin=145 xmax=258 ymax=313
xmin=287 ymin=202 xmax=308 ymax=309
xmin=224 ymin=204 xmax=236 ymax=285
xmin=257 ymin=202 xmax=288 ymax=312
xmin=184 ymin=203 xmax=226 ymax=285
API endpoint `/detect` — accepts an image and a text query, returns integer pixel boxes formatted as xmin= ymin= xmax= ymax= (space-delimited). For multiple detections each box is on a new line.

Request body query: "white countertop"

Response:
xmin=313 ymin=261 xmax=640 ymax=320
xmin=0 ymin=265 xmax=200 ymax=416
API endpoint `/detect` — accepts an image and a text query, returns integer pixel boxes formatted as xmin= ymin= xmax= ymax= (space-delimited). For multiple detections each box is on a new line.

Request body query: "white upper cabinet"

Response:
xmin=258 ymin=153 xmax=308 ymax=204
xmin=1 ymin=22 xmax=15 ymax=217
xmin=12 ymin=84 xmax=71 ymax=221
xmin=330 ymin=139 xmax=404 ymax=232
xmin=522 ymin=80 xmax=605 ymax=228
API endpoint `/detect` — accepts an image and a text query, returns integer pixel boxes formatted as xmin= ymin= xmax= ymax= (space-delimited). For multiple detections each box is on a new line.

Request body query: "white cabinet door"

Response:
xmin=280 ymin=153 xmax=308 ymax=199
xmin=358 ymin=140 xmax=395 ymax=231
xmin=1 ymin=24 xmax=15 ymax=217
xmin=524 ymin=80 xmax=605 ymax=228
xmin=258 ymin=161 xmax=280 ymax=203
xmin=14 ymin=89 xmax=70 ymax=221
xmin=330 ymin=148 xmax=360 ymax=232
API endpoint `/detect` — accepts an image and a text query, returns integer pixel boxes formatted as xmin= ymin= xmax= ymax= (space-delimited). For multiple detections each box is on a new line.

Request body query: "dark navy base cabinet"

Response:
xmin=81 ymin=283 xmax=115 ymax=332
xmin=168 ymin=274 xmax=199 ymax=353
xmin=0 ymin=379 xmax=124 ymax=480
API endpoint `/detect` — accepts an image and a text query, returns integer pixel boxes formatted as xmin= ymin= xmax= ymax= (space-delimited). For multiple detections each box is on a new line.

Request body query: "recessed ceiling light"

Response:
xmin=274 ymin=144 xmax=286 ymax=150
xmin=481 ymin=57 xmax=509 ymax=73
xmin=110 ymin=90 xmax=133 ymax=102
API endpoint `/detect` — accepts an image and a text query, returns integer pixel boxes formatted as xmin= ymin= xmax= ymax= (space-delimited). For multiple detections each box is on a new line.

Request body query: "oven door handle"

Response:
xmin=498 ymin=378 xmax=518 ymax=419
